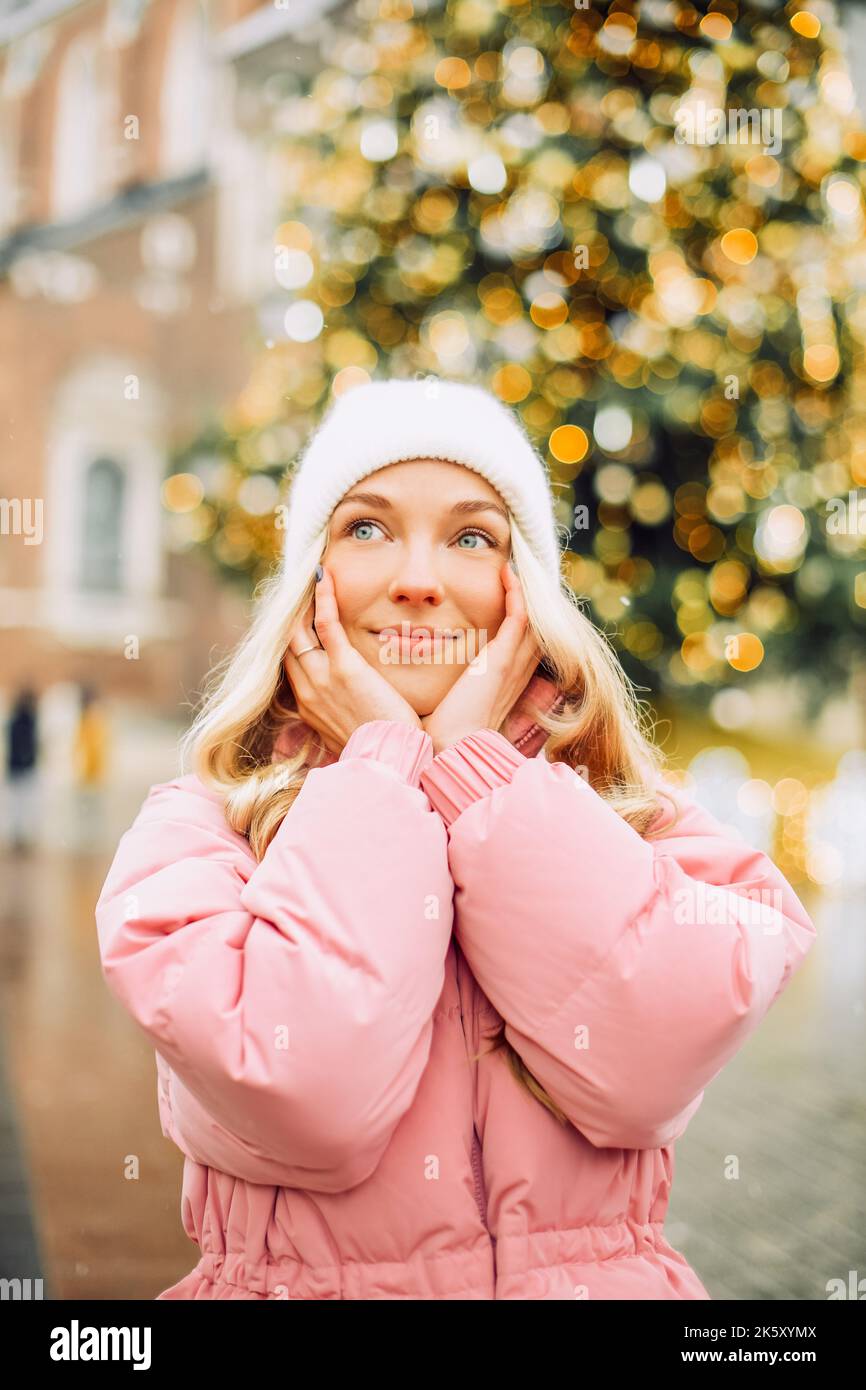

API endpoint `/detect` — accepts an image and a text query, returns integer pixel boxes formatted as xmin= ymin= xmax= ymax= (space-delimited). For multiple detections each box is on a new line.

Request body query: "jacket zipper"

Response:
xmin=454 ymin=939 xmax=491 ymax=1236
xmin=470 ymin=1128 xmax=489 ymax=1231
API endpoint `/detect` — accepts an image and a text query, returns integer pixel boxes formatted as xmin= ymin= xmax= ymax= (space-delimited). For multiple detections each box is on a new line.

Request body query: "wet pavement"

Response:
xmin=0 ymin=844 xmax=191 ymax=1301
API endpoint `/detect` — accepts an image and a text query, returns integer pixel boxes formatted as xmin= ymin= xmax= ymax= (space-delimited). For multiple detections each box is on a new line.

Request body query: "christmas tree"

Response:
xmin=166 ymin=0 xmax=866 ymax=726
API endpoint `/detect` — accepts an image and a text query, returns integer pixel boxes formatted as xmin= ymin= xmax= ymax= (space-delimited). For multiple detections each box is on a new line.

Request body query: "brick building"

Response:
xmin=0 ymin=0 xmax=338 ymax=731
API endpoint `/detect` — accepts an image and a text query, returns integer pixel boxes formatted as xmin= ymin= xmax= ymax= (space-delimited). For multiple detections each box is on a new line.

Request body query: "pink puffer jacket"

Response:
xmin=94 ymin=676 xmax=816 ymax=1299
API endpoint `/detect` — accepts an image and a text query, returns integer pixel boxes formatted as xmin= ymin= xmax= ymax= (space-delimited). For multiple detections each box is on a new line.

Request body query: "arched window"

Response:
xmin=160 ymin=3 xmax=212 ymax=177
xmin=52 ymin=33 xmax=110 ymax=220
xmin=45 ymin=355 xmax=168 ymax=646
xmin=80 ymin=457 xmax=126 ymax=592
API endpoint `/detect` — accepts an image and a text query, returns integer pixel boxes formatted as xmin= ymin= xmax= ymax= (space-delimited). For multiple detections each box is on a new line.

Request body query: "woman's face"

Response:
xmin=320 ymin=458 xmax=512 ymax=717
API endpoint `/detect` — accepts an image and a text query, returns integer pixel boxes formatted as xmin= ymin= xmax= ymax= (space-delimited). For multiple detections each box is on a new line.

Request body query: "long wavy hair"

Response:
xmin=179 ymin=496 xmax=683 ymax=1126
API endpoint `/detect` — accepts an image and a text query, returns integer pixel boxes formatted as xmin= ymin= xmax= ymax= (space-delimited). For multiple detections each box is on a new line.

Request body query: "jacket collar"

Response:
xmin=271 ymin=668 xmax=566 ymax=766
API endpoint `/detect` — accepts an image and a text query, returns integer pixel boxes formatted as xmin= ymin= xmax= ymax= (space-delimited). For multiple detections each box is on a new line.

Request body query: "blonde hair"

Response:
xmin=180 ymin=508 xmax=682 ymax=1125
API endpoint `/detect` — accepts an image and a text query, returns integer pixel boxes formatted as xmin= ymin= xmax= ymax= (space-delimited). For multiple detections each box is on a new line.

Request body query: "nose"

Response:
xmin=385 ymin=540 xmax=446 ymax=608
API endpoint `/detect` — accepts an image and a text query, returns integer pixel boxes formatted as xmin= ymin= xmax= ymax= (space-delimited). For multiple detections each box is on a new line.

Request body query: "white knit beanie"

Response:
xmin=280 ymin=378 xmax=564 ymax=582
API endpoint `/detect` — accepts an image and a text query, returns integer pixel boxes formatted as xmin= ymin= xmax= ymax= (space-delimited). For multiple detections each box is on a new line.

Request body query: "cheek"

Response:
xmin=322 ymin=552 xmax=372 ymax=624
xmin=459 ymin=571 xmax=506 ymax=630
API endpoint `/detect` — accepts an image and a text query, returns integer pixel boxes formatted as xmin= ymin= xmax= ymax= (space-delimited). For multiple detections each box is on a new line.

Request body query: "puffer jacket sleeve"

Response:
xmin=419 ymin=730 xmax=817 ymax=1151
xmin=96 ymin=720 xmax=452 ymax=1192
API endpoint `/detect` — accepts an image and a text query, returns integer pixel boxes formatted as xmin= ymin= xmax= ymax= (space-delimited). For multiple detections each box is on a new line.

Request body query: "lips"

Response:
xmin=374 ymin=626 xmax=457 ymax=641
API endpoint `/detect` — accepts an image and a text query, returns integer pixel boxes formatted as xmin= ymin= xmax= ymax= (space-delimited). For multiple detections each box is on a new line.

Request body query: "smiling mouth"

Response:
xmin=372 ymin=628 xmax=462 ymax=641
xmin=370 ymin=626 xmax=488 ymax=668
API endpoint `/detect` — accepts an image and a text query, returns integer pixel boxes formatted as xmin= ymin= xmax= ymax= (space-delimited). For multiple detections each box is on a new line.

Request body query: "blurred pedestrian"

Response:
xmin=73 ymin=685 xmax=110 ymax=850
xmin=4 ymin=686 xmax=40 ymax=853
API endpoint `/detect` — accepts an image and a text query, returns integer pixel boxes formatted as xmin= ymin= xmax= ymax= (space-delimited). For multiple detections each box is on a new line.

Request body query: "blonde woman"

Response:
xmin=95 ymin=378 xmax=816 ymax=1300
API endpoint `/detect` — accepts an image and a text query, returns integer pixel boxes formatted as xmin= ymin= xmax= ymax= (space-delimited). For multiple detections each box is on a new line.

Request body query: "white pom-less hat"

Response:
xmin=280 ymin=377 xmax=565 ymax=582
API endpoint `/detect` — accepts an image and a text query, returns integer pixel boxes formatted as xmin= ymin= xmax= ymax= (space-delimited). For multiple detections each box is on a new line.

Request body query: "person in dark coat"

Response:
xmin=5 ymin=686 xmax=40 ymax=852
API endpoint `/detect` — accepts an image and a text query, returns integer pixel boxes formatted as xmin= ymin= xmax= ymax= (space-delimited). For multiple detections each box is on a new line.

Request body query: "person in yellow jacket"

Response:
xmin=73 ymin=685 xmax=109 ymax=789
xmin=73 ymin=685 xmax=111 ymax=850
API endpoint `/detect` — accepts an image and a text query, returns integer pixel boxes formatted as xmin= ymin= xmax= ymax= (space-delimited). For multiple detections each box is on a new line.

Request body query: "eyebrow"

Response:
xmin=333 ymin=491 xmax=510 ymax=524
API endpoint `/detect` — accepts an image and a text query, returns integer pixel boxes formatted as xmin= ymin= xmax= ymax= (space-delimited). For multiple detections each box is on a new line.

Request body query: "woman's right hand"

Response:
xmin=284 ymin=564 xmax=423 ymax=756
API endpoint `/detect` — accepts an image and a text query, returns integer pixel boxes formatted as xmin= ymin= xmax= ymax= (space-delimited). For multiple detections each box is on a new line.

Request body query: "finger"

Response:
xmin=287 ymin=599 xmax=318 ymax=657
xmin=502 ymin=560 xmax=527 ymax=616
xmin=310 ymin=565 xmax=355 ymax=660
xmin=488 ymin=563 xmax=531 ymax=662
xmin=285 ymin=599 xmax=326 ymax=702
xmin=284 ymin=644 xmax=321 ymax=709
xmin=505 ymin=571 xmax=544 ymax=675
xmin=284 ymin=643 xmax=321 ymax=681
xmin=508 ymin=571 xmax=541 ymax=660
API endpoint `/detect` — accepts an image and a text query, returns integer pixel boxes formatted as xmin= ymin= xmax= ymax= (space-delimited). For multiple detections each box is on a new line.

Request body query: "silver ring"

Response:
xmin=293 ymin=643 xmax=321 ymax=657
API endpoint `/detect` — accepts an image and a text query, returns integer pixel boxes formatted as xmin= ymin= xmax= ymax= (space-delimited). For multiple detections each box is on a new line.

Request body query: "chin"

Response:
xmin=378 ymin=666 xmax=459 ymax=713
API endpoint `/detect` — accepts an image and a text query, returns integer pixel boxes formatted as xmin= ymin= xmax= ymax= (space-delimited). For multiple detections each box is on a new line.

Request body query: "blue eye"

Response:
xmin=345 ymin=519 xmax=385 ymax=541
xmin=456 ymin=528 xmax=496 ymax=549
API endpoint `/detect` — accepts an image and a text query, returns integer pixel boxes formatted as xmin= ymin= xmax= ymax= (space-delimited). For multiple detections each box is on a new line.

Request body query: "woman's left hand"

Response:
xmin=421 ymin=562 xmax=543 ymax=755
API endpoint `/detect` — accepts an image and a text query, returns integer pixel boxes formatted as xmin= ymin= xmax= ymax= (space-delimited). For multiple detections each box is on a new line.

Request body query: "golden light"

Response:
xmin=434 ymin=57 xmax=472 ymax=89
xmin=507 ymin=46 xmax=545 ymax=78
xmin=652 ymin=265 xmax=707 ymax=326
xmin=358 ymin=74 xmax=393 ymax=108
xmin=324 ymin=328 xmax=376 ymax=370
xmin=855 ymin=572 xmax=866 ymax=608
xmin=624 ymin=621 xmax=663 ymax=658
xmin=709 ymin=559 xmax=749 ymax=612
xmin=333 ymin=366 xmax=372 ymax=396
xmin=632 ymin=39 xmax=661 ymax=69
xmin=162 ymin=473 xmax=204 ymax=512
xmin=274 ymin=221 xmax=313 ymax=252
xmin=479 ymin=283 xmax=522 ymax=325
xmin=474 ymin=52 xmax=500 ymax=81
xmin=630 ymin=481 xmax=670 ymax=525
xmin=825 ymin=178 xmax=861 ymax=216
xmin=598 ymin=12 xmax=637 ymax=55
xmin=737 ymin=779 xmax=774 ymax=816
xmin=549 ymin=424 xmax=589 ymax=465
xmin=530 ymin=293 xmax=569 ymax=329
xmin=843 ymin=131 xmax=866 ymax=161
xmin=772 ymin=778 xmax=809 ymax=815
xmin=676 ymin=597 xmax=712 ymax=636
xmin=237 ymin=475 xmax=279 ymax=516
xmin=319 ymin=270 xmax=356 ymax=307
xmin=167 ymin=504 xmax=216 ymax=548
xmin=600 ymin=461 xmax=633 ymax=505
xmin=696 ymin=280 xmax=717 ymax=314
xmin=753 ymin=504 xmax=808 ymax=569
xmin=748 ymin=585 xmax=793 ymax=632
xmin=745 ymin=155 xmax=781 ymax=188
xmin=700 ymin=13 xmax=732 ymax=41
xmin=820 ymin=71 xmax=855 ymax=113
xmin=561 ymin=550 xmax=596 ymax=594
xmin=790 ymin=11 xmax=821 ymax=39
xmin=688 ymin=523 xmax=726 ymax=562
xmin=726 ymin=632 xmax=764 ymax=672
xmin=681 ymin=632 xmax=716 ymax=674
xmin=674 ymin=570 xmax=707 ymax=604
xmin=492 ymin=363 xmax=532 ymax=403
xmin=427 ymin=311 xmax=470 ymax=358
xmin=720 ymin=228 xmax=758 ymax=265
xmin=414 ymin=187 xmax=459 ymax=233
xmin=707 ymin=482 xmax=746 ymax=522
xmin=803 ymin=343 xmax=840 ymax=382
xmin=700 ymin=398 xmax=738 ymax=437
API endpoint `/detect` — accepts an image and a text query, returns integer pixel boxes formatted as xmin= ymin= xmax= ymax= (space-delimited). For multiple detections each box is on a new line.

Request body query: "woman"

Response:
xmin=95 ymin=377 xmax=816 ymax=1300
